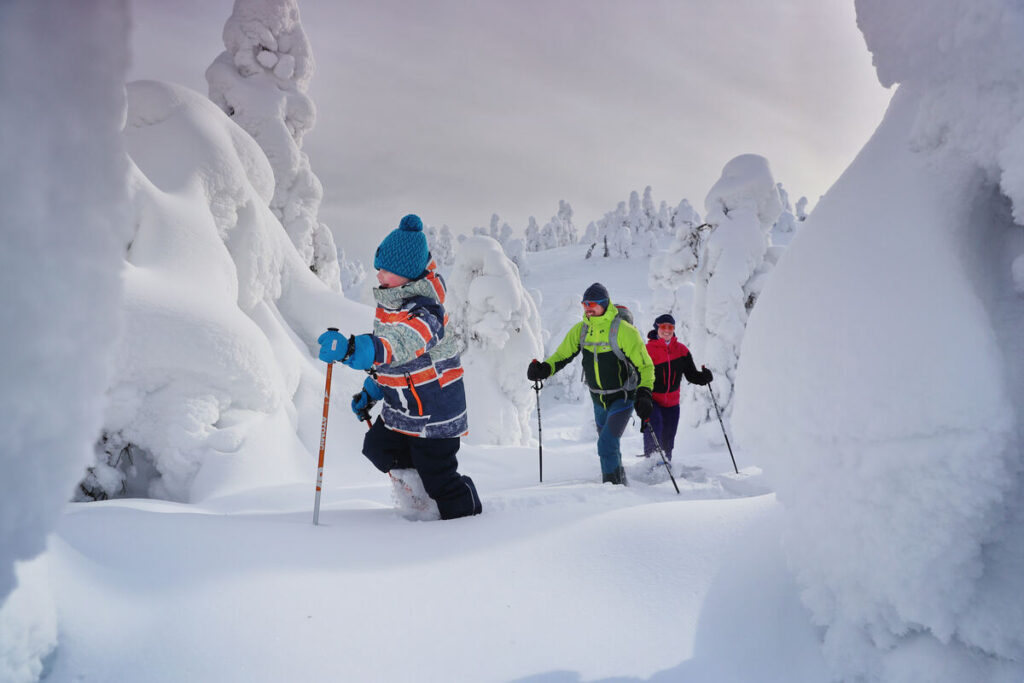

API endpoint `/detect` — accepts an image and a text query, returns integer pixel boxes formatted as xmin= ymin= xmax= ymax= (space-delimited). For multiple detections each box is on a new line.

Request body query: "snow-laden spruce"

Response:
xmin=81 ymin=80 xmax=367 ymax=503
xmin=648 ymin=198 xmax=705 ymax=346
xmin=734 ymin=1 xmax=1024 ymax=680
xmin=445 ymin=236 xmax=544 ymax=445
xmin=0 ymin=1 xmax=128 ymax=679
xmin=683 ymin=154 xmax=782 ymax=426
xmin=524 ymin=200 xmax=577 ymax=252
xmin=205 ymin=0 xmax=357 ymax=292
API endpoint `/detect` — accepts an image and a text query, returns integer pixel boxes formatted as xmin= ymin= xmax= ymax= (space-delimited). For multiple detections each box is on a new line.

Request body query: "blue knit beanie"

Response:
xmin=654 ymin=313 xmax=676 ymax=326
xmin=374 ymin=214 xmax=431 ymax=280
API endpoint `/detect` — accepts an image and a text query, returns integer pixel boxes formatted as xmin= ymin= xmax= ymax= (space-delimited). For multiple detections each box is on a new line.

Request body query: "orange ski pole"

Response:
xmin=312 ymin=359 xmax=335 ymax=525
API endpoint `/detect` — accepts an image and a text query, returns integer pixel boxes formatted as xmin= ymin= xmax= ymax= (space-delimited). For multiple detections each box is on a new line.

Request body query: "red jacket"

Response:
xmin=645 ymin=336 xmax=708 ymax=407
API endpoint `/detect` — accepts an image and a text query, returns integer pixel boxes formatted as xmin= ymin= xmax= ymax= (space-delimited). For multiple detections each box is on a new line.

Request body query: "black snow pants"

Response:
xmin=362 ymin=417 xmax=482 ymax=520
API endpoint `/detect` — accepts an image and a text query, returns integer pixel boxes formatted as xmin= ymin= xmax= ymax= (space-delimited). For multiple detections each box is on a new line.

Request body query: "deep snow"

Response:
xmin=5 ymin=0 xmax=1024 ymax=681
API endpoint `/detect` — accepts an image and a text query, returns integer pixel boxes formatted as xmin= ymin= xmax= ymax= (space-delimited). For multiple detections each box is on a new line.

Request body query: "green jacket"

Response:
xmin=544 ymin=303 xmax=654 ymax=407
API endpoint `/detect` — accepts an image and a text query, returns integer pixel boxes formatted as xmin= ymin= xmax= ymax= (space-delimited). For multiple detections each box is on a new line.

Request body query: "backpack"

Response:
xmin=579 ymin=306 xmax=639 ymax=394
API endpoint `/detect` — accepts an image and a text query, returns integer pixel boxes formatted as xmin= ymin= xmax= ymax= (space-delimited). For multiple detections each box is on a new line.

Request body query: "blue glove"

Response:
xmin=342 ymin=334 xmax=376 ymax=370
xmin=362 ymin=375 xmax=383 ymax=401
xmin=351 ymin=377 xmax=384 ymax=418
xmin=317 ymin=329 xmax=347 ymax=363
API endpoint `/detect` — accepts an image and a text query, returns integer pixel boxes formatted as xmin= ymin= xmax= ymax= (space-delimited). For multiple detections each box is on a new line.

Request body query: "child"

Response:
xmin=318 ymin=214 xmax=481 ymax=520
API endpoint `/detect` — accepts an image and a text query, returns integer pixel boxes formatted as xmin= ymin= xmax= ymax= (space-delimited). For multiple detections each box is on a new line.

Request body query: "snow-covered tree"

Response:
xmin=524 ymin=216 xmax=541 ymax=251
xmin=556 ymin=199 xmax=577 ymax=245
xmin=504 ymin=237 xmax=528 ymax=275
xmin=521 ymin=201 xmax=576 ymax=252
xmin=206 ymin=0 xmax=348 ymax=291
xmin=648 ymin=200 xmax=707 ymax=340
xmin=79 ymin=81 xmax=365 ymax=504
xmin=425 ymin=223 xmax=455 ymax=267
xmin=0 ymin=3 xmax=129 ymax=677
xmin=612 ymin=223 xmax=633 ymax=258
xmin=735 ymin=3 xmax=1024 ymax=679
xmin=684 ymin=154 xmax=782 ymax=426
xmin=445 ymin=236 xmax=543 ymax=445
xmin=771 ymin=182 xmax=800 ymax=246
xmin=794 ymin=195 xmax=809 ymax=221
xmin=338 ymin=246 xmax=366 ymax=294
xmin=540 ymin=219 xmax=557 ymax=250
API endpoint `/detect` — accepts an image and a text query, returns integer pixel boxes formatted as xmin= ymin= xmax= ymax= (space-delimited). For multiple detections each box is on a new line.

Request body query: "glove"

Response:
xmin=351 ymin=377 xmax=383 ymax=420
xmin=527 ymin=359 xmax=552 ymax=381
xmin=342 ymin=334 xmax=376 ymax=370
xmin=634 ymin=387 xmax=653 ymax=421
xmin=700 ymin=365 xmax=714 ymax=385
xmin=317 ymin=329 xmax=347 ymax=363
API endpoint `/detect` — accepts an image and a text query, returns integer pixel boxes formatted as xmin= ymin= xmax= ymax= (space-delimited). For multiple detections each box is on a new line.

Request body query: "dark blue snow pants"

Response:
xmin=642 ymin=403 xmax=680 ymax=461
xmin=362 ymin=417 xmax=482 ymax=520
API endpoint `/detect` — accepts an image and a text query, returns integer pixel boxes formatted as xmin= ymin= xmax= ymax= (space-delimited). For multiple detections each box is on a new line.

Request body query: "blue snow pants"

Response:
xmin=362 ymin=418 xmax=482 ymax=520
xmin=591 ymin=396 xmax=634 ymax=475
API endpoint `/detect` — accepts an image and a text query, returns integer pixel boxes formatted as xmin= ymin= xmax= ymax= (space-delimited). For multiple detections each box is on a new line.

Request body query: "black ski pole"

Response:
xmin=705 ymin=375 xmax=739 ymax=474
xmin=643 ymin=420 xmax=680 ymax=494
xmin=533 ymin=379 xmax=544 ymax=482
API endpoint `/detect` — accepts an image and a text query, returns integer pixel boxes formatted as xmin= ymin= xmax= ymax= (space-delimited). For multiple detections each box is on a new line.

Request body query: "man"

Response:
xmin=527 ymin=283 xmax=654 ymax=485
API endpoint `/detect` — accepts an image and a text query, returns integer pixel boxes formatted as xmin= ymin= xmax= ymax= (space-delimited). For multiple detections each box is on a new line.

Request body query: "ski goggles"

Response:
xmin=657 ymin=323 xmax=675 ymax=332
xmin=581 ymin=299 xmax=608 ymax=308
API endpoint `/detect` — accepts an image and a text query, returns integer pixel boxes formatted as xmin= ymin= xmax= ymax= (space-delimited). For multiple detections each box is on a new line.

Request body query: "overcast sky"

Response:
xmin=129 ymin=0 xmax=892 ymax=265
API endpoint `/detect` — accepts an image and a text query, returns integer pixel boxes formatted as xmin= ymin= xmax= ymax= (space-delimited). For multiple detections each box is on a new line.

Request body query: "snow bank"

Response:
xmin=84 ymin=79 xmax=368 ymax=504
xmin=446 ymin=236 xmax=544 ymax=445
xmin=0 ymin=0 xmax=128 ymax=676
xmin=735 ymin=2 xmax=1024 ymax=679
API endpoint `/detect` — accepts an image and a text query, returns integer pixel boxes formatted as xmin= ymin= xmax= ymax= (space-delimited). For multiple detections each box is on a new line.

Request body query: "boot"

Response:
xmin=389 ymin=469 xmax=440 ymax=520
xmin=601 ymin=466 xmax=628 ymax=486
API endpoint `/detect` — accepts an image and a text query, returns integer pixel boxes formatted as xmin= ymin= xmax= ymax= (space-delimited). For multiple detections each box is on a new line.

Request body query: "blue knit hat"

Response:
xmin=374 ymin=214 xmax=431 ymax=280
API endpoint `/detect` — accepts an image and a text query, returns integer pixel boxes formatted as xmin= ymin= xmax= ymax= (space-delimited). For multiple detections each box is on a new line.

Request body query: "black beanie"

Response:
xmin=582 ymin=282 xmax=610 ymax=303
xmin=654 ymin=313 xmax=675 ymax=326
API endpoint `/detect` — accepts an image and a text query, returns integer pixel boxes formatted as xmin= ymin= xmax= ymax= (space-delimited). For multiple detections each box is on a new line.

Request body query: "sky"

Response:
xmin=127 ymin=0 xmax=893 ymax=265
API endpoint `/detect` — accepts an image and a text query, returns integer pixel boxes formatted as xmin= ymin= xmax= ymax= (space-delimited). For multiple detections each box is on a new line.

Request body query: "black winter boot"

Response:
xmin=602 ymin=466 xmax=628 ymax=486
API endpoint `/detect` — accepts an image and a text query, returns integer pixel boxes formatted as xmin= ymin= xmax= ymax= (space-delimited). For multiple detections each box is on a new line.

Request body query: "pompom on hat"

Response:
xmin=374 ymin=214 xmax=431 ymax=280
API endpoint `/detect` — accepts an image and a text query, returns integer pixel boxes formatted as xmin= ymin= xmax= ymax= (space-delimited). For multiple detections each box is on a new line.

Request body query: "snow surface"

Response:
xmin=23 ymin=248 xmax=813 ymax=683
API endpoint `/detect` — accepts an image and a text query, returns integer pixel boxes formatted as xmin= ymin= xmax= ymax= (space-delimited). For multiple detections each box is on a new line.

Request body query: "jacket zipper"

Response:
xmin=405 ymin=373 xmax=424 ymax=416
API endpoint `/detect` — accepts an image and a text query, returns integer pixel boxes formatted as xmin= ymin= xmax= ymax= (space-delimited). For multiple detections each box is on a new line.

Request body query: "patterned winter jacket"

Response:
xmin=366 ymin=261 xmax=468 ymax=439
xmin=543 ymin=303 xmax=654 ymax=408
xmin=645 ymin=336 xmax=709 ymax=408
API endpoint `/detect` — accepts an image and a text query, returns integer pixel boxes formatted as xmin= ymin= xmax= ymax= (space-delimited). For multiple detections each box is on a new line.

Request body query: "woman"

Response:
xmin=643 ymin=314 xmax=712 ymax=462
